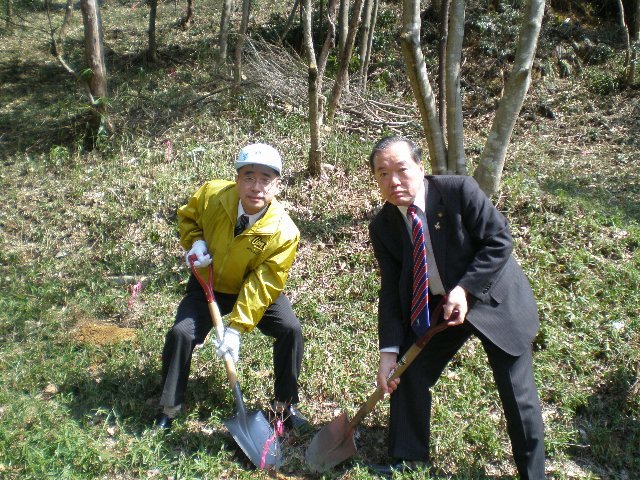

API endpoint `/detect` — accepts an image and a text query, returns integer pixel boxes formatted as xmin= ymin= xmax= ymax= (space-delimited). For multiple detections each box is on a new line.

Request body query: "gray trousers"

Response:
xmin=159 ymin=274 xmax=303 ymax=407
xmin=389 ymin=320 xmax=545 ymax=480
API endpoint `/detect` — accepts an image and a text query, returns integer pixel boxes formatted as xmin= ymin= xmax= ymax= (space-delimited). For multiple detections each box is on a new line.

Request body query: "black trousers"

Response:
xmin=159 ymin=274 xmax=303 ymax=407
xmin=389 ymin=319 xmax=545 ymax=480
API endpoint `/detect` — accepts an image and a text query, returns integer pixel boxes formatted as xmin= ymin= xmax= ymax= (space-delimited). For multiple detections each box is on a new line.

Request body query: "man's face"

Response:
xmin=372 ymin=141 xmax=424 ymax=206
xmin=235 ymin=164 xmax=281 ymax=215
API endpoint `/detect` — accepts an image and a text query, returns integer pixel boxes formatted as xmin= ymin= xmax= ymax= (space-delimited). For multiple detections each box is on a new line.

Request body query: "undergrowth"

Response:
xmin=0 ymin=0 xmax=638 ymax=479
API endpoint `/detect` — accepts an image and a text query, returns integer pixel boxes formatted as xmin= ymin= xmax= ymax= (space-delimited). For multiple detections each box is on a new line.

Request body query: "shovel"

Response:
xmin=305 ymin=298 xmax=458 ymax=473
xmin=189 ymin=256 xmax=282 ymax=470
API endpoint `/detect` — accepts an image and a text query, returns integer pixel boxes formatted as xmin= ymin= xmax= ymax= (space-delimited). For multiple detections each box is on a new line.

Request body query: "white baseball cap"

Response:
xmin=235 ymin=143 xmax=282 ymax=175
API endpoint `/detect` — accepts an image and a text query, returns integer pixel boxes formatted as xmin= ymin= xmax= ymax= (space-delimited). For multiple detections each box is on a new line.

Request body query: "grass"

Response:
xmin=1 ymin=0 xmax=639 ymax=478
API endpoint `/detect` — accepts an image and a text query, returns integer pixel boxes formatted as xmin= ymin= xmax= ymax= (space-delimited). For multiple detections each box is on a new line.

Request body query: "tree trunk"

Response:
xmin=630 ymin=0 xmax=639 ymax=84
xmin=338 ymin=0 xmax=350 ymax=93
xmin=318 ymin=0 xmax=338 ymax=82
xmin=338 ymin=0 xmax=349 ymax=60
xmin=218 ymin=0 xmax=233 ymax=64
xmin=181 ymin=0 xmax=194 ymax=27
xmin=80 ymin=0 xmax=110 ymax=137
xmin=361 ymin=0 xmax=379 ymax=91
xmin=148 ymin=0 xmax=158 ymax=62
xmin=358 ymin=0 xmax=374 ymax=89
xmin=58 ymin=0 xmax=74 ymax=47
xmin=6 ymin=0 xmax=14 ymax=33
xmin=618 ymin=0 xmax=632 ymax=82
xmin=279 ymin=0 xmax=300 ymax=44
xmin=473 ymin=0 xmax=544 ymax=195
xmin=400 ymin=0 xmax=447 ymax=174
xmin=326 ymin=0 xmax=364 ymax=123
xmin=302 ymin=0 xmax=322 ymax=175
xmin=234 ymin=0 xmax=251 ymax=89
xmin=445 ymin=0 xmax=465 ymax=174
xmin=81 ymin=0 xmax=107 ymax=100
xmin=438 ymin=0 xmax=451 ymax=134
xmin=360 ymin=0 xmax=380 ymax=92
xmin=316 ymin=0 xmax=337 ymax=136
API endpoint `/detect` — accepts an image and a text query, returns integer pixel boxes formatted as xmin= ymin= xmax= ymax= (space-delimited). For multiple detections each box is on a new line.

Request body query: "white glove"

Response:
xmin=214 ymin=327 xmax=241 ymax=363
xmin=185 ymin=239 xmax=212 ymax=268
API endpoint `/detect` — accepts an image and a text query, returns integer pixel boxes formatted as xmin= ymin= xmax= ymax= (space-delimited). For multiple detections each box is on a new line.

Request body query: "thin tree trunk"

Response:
xmin=218 ymin=0 xmax=233 ymax=64
xmin=181 ymin=0 xmax=194 ymax=27
xmin=279 ymin=0 xmax=300 ymax=44
xmin=6 ymin=0 xmax=13 ymax=34
xmin=473 ymin=0 xmax=544 ymax=195
xmin=630 ymin=0 xmax=640 ymax=84
xmin=618 ymin=0 xmax=632 ymax=81
xmin=438 ymin=0 xmax=451 ymax=134
xmin=317 ymin=0 xmax=337 ymax=125
xmin=148 ymin=0 xmax=158 ymax=62
xmin=234 ymin=0 xmax=251 ymax=89
xmin=338 ymin=0 xmax=349 ymax=59
xmin=58 ymin=0 xmax=74 ymax=47
xmin=326 ymin=0 xmax=364 ymax=123
xmin=337 ymin=0 xmax=350 ymax=93
xmin=80 ymin=0 xmax=108 ymax=100
xmin=400 ymin=0 xmax=447 ymax=174
xmin=302 ymin=0 xmax=322 ymax=175
xmin=318 ymin=0 xmax=338 ymax=82
xmin=360 ymin=0 xmax=379 ymax=92
xmin=47 ymin=0 xmax=95 ymax=104
xmin=360 ymin=0 xmax=380 ymax=92
xmin=80 ymin=0 xmax=111 ymax=136
xmin=445 ymin=0 xmax=465 ymax=174
xmin=357 ymin=0 xmax=374 ymax=89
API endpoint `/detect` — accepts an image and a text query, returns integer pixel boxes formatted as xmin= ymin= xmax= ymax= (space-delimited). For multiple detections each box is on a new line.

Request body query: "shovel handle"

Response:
xmin=189 ymin=255 xmax=240 ymax=389
xmin=346 ymin=297 xmax=459 ymax=431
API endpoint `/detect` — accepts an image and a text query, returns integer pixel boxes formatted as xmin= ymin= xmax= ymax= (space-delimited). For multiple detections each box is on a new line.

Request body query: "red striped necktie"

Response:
xmin=407 ymin=204 xmax=430 ymax=336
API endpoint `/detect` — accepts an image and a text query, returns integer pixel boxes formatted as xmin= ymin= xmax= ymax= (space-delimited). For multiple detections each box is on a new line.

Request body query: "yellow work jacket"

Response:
xmin=177 ymin=180 xmax=300 ymax=333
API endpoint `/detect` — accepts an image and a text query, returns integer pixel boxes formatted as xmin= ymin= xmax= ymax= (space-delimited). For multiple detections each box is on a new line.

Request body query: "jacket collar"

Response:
xmin=219 ymin=183 xmax=283 ymax=235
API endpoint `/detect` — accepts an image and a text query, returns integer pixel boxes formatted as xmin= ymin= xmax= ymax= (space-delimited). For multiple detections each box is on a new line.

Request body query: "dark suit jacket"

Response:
xmin=369 ymin=175 xmax=539 ymax=356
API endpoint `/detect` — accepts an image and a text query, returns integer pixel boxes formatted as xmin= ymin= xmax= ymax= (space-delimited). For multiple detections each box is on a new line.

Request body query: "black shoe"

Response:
xmin=154 ymin=413 xmax=174 ymax=430
xmin=367 ymin=460 xmax=429 ymax=478
xmin=270 ymin=403 xmax=312 ymax=435
xmin=285 ymin=404 xmax=313 ymax=435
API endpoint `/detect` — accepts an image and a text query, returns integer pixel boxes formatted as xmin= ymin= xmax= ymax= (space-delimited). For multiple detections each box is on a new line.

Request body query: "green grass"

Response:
xmin=1 ymin=0 xmax=639 ymax=478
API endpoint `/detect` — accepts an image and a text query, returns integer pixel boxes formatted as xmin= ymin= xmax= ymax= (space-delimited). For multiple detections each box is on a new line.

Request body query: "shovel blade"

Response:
xmin=224 ymin=410 xmax=282 ymax=470
xmin=305 ymin=412 xmax=357 ymax=473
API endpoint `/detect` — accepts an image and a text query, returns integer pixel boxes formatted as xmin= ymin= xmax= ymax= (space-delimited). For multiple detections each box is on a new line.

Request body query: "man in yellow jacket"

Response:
xmin=155 ymin=143 xmax=309 ymax=433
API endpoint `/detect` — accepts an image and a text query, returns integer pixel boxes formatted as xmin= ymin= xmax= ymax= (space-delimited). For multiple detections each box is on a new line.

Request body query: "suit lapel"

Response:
xmin=425 ymin=177 xmax=448 ymax=288
xmin=387 ymin=202 xmax=412 ymax=248
xmin=379 ymin=203 xmax=413 ymax=271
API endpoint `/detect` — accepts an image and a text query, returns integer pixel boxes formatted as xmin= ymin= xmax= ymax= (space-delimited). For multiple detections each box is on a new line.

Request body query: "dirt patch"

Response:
xmin=71 ymin=322 xmax=137 ymax=345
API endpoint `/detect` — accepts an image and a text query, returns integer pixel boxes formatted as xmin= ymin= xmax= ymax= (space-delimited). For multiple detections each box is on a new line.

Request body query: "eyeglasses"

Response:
xmin=240 ymin=175 xmax=279 ymax=190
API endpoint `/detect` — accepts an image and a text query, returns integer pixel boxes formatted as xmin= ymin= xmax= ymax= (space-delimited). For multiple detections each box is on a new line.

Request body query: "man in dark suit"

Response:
xmin=368 ymin=136 xmax=545 ymax=479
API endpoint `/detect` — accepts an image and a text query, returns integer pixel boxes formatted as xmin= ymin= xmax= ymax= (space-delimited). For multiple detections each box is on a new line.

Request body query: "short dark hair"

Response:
xmin=368 ymin=136 xmax=422 ymax=172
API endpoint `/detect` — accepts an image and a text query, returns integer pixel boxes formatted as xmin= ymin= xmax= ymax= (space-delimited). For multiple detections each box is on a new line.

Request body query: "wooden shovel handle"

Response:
xmin=189 ymin=255 xmax=240 ymax=389
xmin=347 ymin=298 xmax=459 ymax=430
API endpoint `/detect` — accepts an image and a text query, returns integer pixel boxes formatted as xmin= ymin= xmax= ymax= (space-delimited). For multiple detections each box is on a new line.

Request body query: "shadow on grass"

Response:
xmin=542 ymin=170 xmax=640 ymax=223
xmin=307 ymin=423 xmax=519 ymax=479
xmin=0 ymin=59 xmax=86 ymax=153
xmin=0 ymin=41 xmax=234 ymax=157
xmin=570 ymin=365 xmax=640 ymax=475
xmin=58 ymin=351 xmax=232 ymax=435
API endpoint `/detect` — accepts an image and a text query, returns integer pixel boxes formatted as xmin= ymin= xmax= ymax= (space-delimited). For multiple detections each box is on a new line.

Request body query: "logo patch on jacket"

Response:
xmin=248 ymin=236 xmax=267 ymax=253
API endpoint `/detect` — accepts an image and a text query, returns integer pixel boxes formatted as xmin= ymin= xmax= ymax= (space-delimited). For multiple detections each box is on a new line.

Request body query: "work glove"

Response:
xmin=185 ymin=239 xmax=212 ymax=268
xmin=214 ymin=327 xmax=241 ymax=363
